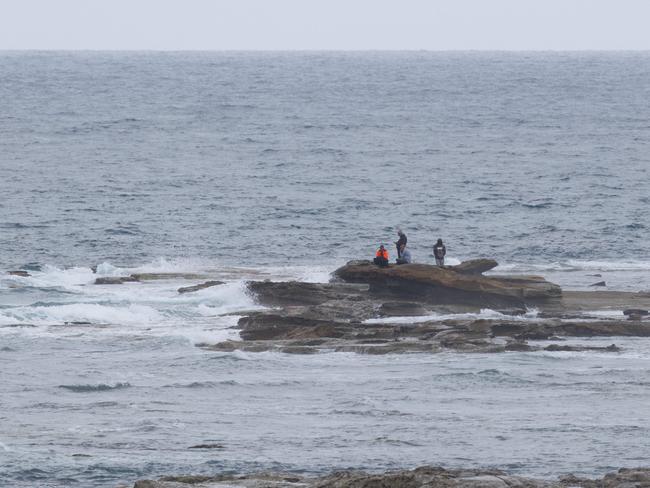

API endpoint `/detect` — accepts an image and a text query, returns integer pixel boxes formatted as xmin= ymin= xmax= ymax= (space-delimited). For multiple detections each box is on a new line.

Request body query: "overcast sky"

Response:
xmin=2 ymin=0 xmax=650 ymax=51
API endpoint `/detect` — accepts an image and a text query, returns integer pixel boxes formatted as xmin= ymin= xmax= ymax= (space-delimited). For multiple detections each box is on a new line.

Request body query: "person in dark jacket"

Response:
xmin=433 ymin=238 xmax=446 ymax=266
xmin=395 ymin=230 xmax=407 ymax=259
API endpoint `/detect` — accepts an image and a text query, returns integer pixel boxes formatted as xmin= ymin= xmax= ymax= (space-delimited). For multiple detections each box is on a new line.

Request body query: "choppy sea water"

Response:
xmin=1 ymin=52 xmax=650 ymax=487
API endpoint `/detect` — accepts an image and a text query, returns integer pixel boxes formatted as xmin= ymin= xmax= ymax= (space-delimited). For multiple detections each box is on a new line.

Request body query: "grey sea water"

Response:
xmin=1 ymin=52 xmax=650 ymax=487
xmin=1 ymin=51 xmax=650 ymax=268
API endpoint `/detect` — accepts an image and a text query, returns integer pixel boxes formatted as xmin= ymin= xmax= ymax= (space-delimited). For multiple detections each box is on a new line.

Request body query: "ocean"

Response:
xmin=1 ymin=51 xmax=650 ymax=487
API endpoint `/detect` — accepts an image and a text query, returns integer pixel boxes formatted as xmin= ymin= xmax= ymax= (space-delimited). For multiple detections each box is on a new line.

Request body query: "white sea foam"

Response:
xmin=1 ymin=262 xmax=262 ymax=345
xmin=24 ymin=265 xmax=96 ymax=290
xmin=579 ymin=310 xmax=625 ymax=319
xmin=170 ymin=325 xmax=240 ymax=345
xmin=364 ymin=308 xmax=541 ymax=325
xmin=0 ymin=303 xmax=164 ymax=327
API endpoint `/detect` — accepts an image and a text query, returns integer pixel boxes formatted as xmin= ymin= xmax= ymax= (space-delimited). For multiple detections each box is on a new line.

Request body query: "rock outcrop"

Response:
xmin=197 ymin=258 xmax=650 ymax=355
xmin=333 ymin=260 xmax=561 ymax=308
xmin=133 ymin=465 xmax=650 ymax=488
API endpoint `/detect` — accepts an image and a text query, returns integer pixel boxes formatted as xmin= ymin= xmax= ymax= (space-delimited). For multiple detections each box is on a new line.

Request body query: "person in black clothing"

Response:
xmin=433 ymin=238 xmax=446 ymax=266
xmin=395 ymin=230 xmax=407 ymax=259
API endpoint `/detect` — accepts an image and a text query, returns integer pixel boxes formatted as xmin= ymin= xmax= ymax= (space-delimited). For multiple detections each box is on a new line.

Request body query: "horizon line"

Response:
xmin=2 ymin=48 xmax=650 ymax=53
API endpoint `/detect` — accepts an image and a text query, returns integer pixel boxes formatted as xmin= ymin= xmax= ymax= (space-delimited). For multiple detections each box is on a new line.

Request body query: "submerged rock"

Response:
xmin=188 ymin=443 xmax=224 ymax=449
xmin=7 ymin=270 xmax=30 ymax=277
xmin=94 ymin=276 xmax=140 ymax=285
xmin=178 ymin=281 xmax=224 ymax=294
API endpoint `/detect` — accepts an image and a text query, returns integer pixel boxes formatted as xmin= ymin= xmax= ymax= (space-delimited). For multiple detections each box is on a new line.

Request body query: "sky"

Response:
xmin=1 ymin=0 xmax=650 ymax=51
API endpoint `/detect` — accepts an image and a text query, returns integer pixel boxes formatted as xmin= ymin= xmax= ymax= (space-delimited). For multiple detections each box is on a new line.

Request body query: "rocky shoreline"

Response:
xmin=201 ymin=259 xmax=650 ymax=355
xmin=133 ymin=466 xmax=650 ymax=487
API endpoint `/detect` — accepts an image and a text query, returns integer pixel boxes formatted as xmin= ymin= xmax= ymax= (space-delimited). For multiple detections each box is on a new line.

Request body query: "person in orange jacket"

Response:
xmin=373 ymin=244 xmax=389 ymax=267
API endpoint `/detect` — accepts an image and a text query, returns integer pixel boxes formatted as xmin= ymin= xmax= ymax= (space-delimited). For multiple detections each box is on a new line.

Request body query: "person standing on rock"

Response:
xmin=395 ymin=230 xmax=407 ymax=259
xmin=433 ymin=238 xmax=446 ymax=266
xmin=373 ymin=245 xmax=389 ymax=267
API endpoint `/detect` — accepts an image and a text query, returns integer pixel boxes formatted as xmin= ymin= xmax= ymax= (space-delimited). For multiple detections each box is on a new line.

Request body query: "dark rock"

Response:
xmin=544 ymin=343 xmax=620 ymax=352
xmin=130 ymin=272 xmax=206 ymax=281
xmin=94 ymin=276 xmax=140 ymax=285
xmin=590 ymin=281 xmax=607 ymax=287
xmin=623 ymin=309 xmax=649 ymax=316
xmin=237 ymin=314 xmax=347 ymax=341
xmin=7 ymin=270 xmax=30 ymax=277
xmin=449 ymin=258 xmax=498 ymax=274
xmin=133 ymin=481 xmax=161 ymax=488
xmin=188 ymin=444 xmax=224 ymax=449
xmin=558 ymin=320 xmax=650 ymax=337
xmin=504 ymin=342 xmax=534 ymax=352
xmin=178 ymin=281 xmax=224 ymax=294
xmin=378 ymin=302 xmax=429 ymax=317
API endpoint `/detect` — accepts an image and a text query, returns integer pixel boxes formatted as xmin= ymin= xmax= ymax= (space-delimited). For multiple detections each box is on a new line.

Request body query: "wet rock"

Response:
xmin=7 ymin=270 xmax=30 ymax=277
xmin=558 ymin=320 xmax=650 ymax=337
xmin=590 ymin=281 xmax=607 ymax=287
xmin=94 ymin=276 xmax=140 ymax=285
xmin=247 ymin=280 xmax=369 ymax=307
xmin=178 ymin=281 xmax=224 ymax=294
xmin=237 ymin=313 xmax=348 ymax=341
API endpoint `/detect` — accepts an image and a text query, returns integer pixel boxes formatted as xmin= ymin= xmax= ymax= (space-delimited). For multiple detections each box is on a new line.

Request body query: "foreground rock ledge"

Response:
xmin=133 ymin=465 xmax=650 ymax=487
xmin=201 ymin=259 xmax=650 ymax=355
